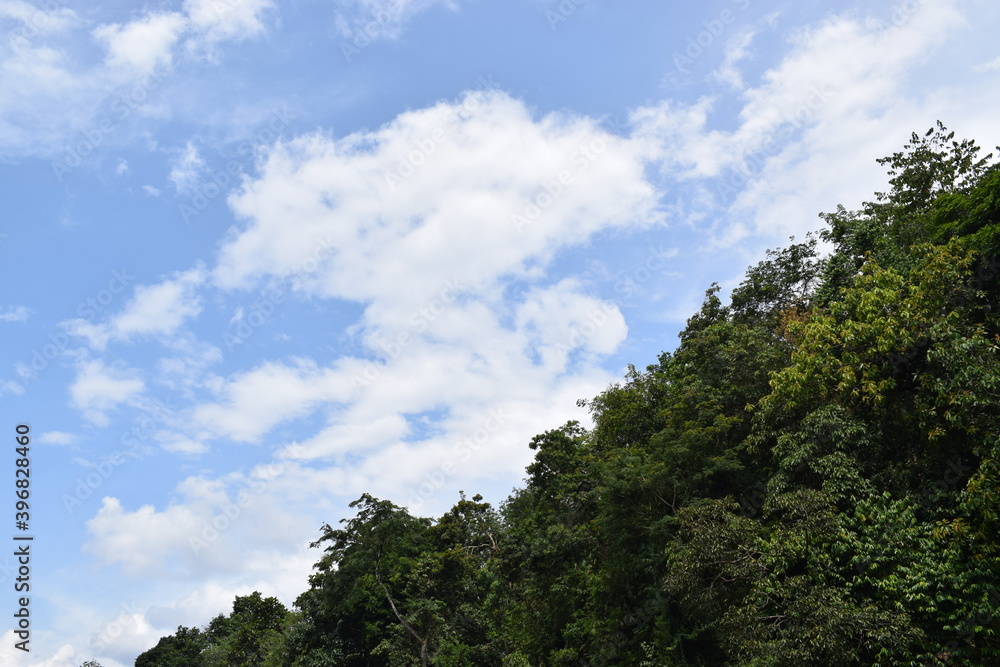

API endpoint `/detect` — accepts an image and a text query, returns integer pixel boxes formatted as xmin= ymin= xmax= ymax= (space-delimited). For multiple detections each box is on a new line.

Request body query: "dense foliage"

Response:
xmin=134 ymin=125 xmax=1000 ymax=666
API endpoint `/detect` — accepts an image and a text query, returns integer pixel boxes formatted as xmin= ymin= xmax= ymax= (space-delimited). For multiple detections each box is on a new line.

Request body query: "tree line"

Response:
xmin=124 ymin=123 xmax=1000 ymax=666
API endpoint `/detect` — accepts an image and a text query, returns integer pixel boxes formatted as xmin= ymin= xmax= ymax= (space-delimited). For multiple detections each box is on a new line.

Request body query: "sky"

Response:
xmin=0 ymin=0 xmax=998 ymax=664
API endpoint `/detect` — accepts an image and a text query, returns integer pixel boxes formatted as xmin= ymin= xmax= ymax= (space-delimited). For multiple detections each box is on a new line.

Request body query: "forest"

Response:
xmin=126 ymin=124 xmax=1000 ymax=666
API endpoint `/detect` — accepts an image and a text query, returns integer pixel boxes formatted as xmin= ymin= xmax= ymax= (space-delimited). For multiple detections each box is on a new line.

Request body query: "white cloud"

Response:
xmin=183 ymin=0 xmax=274 ymax=43
xmin=168 ymin=143 xmax=207 ymax=194
xmin=156 ymin=430 xmax=209 ymax=455
xmin=0 ymin=39 xmax=95 ymax=158
xmin=69 ymin=360 xmax=145 ymax=426
xmin=215 ymin=90 xmax=659 ymax=295
xmin=62 ymin=319 xmax=112 ymax=350
xmin=64 ymin=269 xmax=205 ymax=350
xmin=0 ymin=632 xmax=77 ymax=666
xmin=334 ymin=0 xmax=458 ymax=42
xmin=79 ymin=88 xmax=656 ymax=580
xmin=975 ymin=54 xmax=1000 ymax=72
xmin=114 ymin=269 xmax=205 ymax=339
xmin=631 ymin=0 xmax=977 ymax=246
xmin=38 ymin=431 xmax=78 ymax=446
xmin=0 ymin=305 xmax=31 ymax=322
xmin=714 ymin=29 xmax=756 ymax=89
xmin=93 ymin=12 xmax=188 ymax=74
xmin=155 ymin=335 xmax=223 ymax=394
xmin=0 ymin=380 xmax=24 ymax=396
xmin=84 ymin=479 xmax=315 ymax=580
xmin=142 ymin=184 xmax=161 ymax=196
xmin=0 ymin=0 xmax=277 ymax=159
xmin=515 ymin=279 xmax=627 ymax=368
xmin=193 ymin=359 xmax=354 ymax=442
xmin=0 ymin=0 xmax=78 ymax=34
xmin=204 ymin=89 xmax=655 ymax=462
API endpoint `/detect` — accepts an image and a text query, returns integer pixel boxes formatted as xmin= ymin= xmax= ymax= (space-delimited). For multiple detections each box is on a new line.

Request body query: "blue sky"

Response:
xmin=1 ymin=0 xmax=998 ymax=663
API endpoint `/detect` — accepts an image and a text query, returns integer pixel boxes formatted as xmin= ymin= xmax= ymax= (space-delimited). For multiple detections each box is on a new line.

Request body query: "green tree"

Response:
xmin=134 ymin=626 xmax=207 ymax=667
xmin=202 ymin=592 xmax=287 ymax=667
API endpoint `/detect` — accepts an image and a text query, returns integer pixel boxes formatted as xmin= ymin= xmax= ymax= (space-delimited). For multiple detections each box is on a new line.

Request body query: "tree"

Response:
xmin=137 ymin=124 xmax=1000 ymax=667
xmin=134 ymin=626 xmax=207 ymax=667
xmin=202 ymin=592 xmax=287 ymax=666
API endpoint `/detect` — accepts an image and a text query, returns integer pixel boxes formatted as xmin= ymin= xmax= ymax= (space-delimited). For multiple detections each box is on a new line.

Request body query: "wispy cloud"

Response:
xmin=64 ymin=268 xmax=206 ymax=351
xmin=974 ymin=54 xmax=1000 ymax=72
xmin=70 ymin=359 xmax=146 ymax=426
xmin=0 ymin=305 xmax=31 ymax=322
xmin=38 ymin=431 xmax=79 ymax=446
xmin=169 ymin=143 xmax=207 ymax=194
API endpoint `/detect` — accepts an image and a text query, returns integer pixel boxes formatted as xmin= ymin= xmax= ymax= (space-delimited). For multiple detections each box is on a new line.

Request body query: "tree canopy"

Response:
xmin=137 ymin=124 xmax=1000 ymax=666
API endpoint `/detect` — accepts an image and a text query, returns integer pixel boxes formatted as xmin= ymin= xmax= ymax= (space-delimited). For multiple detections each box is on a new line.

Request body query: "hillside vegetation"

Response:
xmin=133 ymin=124 xmax=1000 ymax=666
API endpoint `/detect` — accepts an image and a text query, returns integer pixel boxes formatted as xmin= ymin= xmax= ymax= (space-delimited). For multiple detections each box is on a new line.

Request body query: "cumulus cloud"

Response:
xmin=114 ymin=269 xmax=205 ymax=338
xmin=0 ymin=632 xmax=77 ymax=666
xmin=50 ymin=4 xmax=1000 ymax=664
xmin=83 ymin=88 xmax=656 ymax=576
xmin=206 ymin=89 xmax=652 ymax=465
xmin=76 ymin=0 xmax=1000 ymax=611
xmin=84 ymin=475 xmax=315 ymax=580
xmin=93 ymin=12 xmax=188 ymax=73
xmin=215 ymin=89 xmax=659 ymax=294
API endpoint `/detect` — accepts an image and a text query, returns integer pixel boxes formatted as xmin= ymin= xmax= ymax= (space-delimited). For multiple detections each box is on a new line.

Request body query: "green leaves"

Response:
xmin=139 ymin=125 xmax=1000 ymax=667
